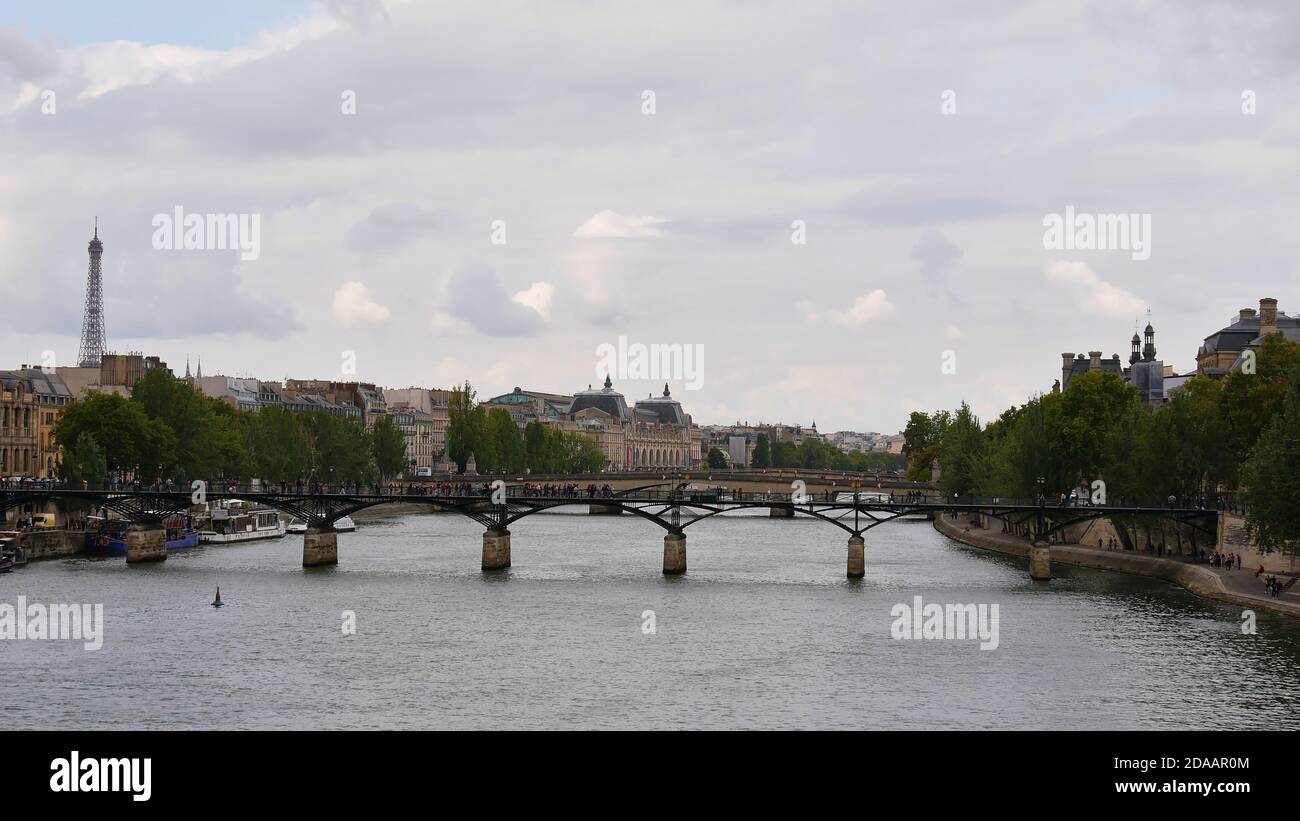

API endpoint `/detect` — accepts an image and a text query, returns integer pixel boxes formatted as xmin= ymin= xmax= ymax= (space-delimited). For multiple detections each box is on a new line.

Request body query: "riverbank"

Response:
xmin=934 ymin=513 xmax=1300 ymax=618
xmin=10 ymin=529 xmax=84 ymax=561
xmin=350 ymin=502 xmax=451 ymax=520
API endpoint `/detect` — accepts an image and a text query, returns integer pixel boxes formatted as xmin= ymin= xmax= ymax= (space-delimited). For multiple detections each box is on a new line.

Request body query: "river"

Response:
xmin=7 ymin=509 xmax=1299 ymax=730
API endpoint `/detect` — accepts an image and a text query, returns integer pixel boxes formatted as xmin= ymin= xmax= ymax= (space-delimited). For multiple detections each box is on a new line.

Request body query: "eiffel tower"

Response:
xmin=77 ymin=218 xmax=106 ymax=368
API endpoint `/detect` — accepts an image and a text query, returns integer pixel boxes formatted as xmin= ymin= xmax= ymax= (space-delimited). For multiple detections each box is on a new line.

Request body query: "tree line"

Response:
xmin=704 ymin=434 xmax=905 ymax=472
xmin=902 ymin=333 xmax=1300 ymax=555
xmin=54 ymin=369 xmax=408 ymax=485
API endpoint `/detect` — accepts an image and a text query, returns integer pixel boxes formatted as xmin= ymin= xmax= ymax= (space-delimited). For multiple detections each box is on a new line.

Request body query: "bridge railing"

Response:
xmin=0 ymin=480 xmax=1231 ymax=513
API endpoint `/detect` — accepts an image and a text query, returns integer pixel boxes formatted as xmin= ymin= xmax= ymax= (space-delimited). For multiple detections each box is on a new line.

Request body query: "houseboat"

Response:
xmin=85 ymin=514 xmax=199 ymax=554
xmin=0 ymin=535 xmax=24 ymax=572
xmin=197 ymin=501 xmax=286 ymax=544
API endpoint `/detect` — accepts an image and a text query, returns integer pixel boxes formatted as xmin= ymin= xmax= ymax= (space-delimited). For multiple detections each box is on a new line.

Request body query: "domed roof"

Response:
xmin=634 ymin=383 xmax=686 ymax=425
xmin=570 ymin=374 xmax=630 ymax=420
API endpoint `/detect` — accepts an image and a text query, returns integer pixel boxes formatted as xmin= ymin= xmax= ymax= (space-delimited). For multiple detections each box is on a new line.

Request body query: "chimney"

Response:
xmin=1089 ymin=351 xmax=1102 ymax=370
xmin=1260 ymin=297 xmax=1279 ymax=336
xmin=1239 ymin=307 xmax=1256 ymax=322
xmin=1061 ymin=353 xmax=1074 ymax=390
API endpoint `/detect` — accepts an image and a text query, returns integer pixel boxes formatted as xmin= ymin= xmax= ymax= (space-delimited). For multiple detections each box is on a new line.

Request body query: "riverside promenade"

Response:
xmin=934 ymin=513 xmax=1300 ymax=618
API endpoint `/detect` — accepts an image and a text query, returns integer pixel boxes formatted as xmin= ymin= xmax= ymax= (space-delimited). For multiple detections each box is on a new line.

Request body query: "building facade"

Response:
xmin=1197 ymin=297 xmax=1300 ymax=378
xmin=0 ymin=368 xmax=74 ymax=478
xmin=486 ymin=377 xmax=699 ymax=470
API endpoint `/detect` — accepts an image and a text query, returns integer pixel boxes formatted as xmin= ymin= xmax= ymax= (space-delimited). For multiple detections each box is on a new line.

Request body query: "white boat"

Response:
xmin=198 ymin=501 xmax=286 ymax=543
xmin=286 ymin=515 xmax=355 ymax=534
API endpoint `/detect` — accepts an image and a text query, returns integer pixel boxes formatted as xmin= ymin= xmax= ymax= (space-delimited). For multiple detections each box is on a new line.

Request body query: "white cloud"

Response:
xmin=332 ymin=281 xmax=390 ymax=327
xmin=946 ymin=324 xmax=963 ymax=339
xmin=810 ymin=289 xmax=896 ymax=327
xmin=1044 ymin=260 xmax=1145 ymax=319
xmin=430 ymin=311 xmax=470 ymax=334
xmin=573 ymin=210 xmax=666 ymax=239
xmin=511 ymin=281 xmax=554 ymax=321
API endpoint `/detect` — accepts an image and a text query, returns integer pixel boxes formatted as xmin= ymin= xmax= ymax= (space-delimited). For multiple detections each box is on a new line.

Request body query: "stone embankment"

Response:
xmin=934 ymin=513 xmax=1300 ymax=618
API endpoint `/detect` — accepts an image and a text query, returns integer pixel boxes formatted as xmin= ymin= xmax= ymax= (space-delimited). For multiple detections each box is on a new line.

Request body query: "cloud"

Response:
xmin=430 ymin=311 xmax=470 ymax=334
xmin=333 ymin=281 xmax=390 ymax=327
xmin=444 ymin=263 xmax=546 ymax=336
xmin=1043 ymin=260 xmax=1145 ymax=319
xmin=347 ymin=202 xmax=440 ymax=255
xmin=910 ymin=229 xmax=963 ymax=285
xmin=946 ymin=324 xmax=963 ymax=339
xmin=573 ymin=210 xmax=666 ymax=238
xmin=511 ymin=281 xmax=554 ymax=321
xmin=806 ymin=290 xmax=896 ymax=327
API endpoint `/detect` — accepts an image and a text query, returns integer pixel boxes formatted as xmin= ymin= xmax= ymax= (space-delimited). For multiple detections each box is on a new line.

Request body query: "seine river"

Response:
xmin=8 ymin=510 xmax=1300 ymax=730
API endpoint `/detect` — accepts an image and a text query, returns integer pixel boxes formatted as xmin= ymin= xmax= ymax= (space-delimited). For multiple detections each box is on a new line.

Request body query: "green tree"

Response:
xmin=370 ymin=414 xmax=408 ymax=480
xmin=938 ymin=402 xmax=986 ymax=498
xmin=53 ymin=391 xmax=172 ymax=478
xmin=752 ymin=434 xmax=771 ymax=468
xmin=59 ymin=432 xmax=108 ymax=488
xmin=486 ymin=408 xmax=525 ymax=474
xmin=1219 ymin=333 xmax=1300 ymax=483
xmin=1053 ymin=371 xmax=1140 ymax=485
xmin=902 ymin=410 xmax=950 ymax=480
xmin=445 ymin=381 xmax=481 ymax=473
xmin=249 ymin=405 xmax=313 ymax=482
xmin=1240 ymin=366 xmax=1300 ymax=555
xmin=524 ymin=421 xmax=549 ymax=472
xmin=303 ymin=412 xmax=375 ymax=484
xmin=707 ymin=447 xmax=728 ymax=469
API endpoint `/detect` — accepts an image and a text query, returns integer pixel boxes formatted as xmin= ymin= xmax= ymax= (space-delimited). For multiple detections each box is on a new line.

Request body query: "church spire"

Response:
xmin=603 ymin=373 xmax=612 ymax=390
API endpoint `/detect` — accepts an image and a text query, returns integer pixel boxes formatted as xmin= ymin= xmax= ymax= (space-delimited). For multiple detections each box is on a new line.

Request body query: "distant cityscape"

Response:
xmin=2 ymin=226 xmax=1292 ymax=482
xmin=0 ymin=227 xmax=905 ymax=480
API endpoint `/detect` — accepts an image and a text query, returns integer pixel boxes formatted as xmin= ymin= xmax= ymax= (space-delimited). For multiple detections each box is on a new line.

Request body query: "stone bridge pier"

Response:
xmin=1029 ymin=541 xmax=1051 ymax=580
xmin=126 ymin=527 xmax=167 ymax=564
xmin=847 ymin=535 xmax=865 ymax=578
xmin=482 ymin=528 xmax=511 ymax=570
xmin=304 ymin=526 xmax=338 ymax=567
xmin=663 ymin=531 xmax=686 ymax=575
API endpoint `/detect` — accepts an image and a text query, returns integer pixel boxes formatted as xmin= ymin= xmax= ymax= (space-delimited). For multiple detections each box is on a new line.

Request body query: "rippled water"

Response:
xmin=6 ymin=509 xmax=1299 ymax=730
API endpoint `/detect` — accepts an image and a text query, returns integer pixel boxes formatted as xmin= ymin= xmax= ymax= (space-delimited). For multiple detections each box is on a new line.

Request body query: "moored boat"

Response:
xmin=85 ymin=514 xmax=199 ymax=554
xmin=286 ymin=515 xmax=355 ymax=534
xmin=197 ymin=501 xmax=286 ymax=543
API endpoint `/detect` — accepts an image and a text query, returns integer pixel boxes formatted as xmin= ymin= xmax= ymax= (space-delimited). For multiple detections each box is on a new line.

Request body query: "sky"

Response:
xmin=2 ymin=0 xmax=1298 ymax=434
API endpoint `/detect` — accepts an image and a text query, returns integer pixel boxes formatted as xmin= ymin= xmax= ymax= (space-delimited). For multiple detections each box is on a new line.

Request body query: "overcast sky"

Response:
xmin=2 ymin=0 xmax=1298 ymax=433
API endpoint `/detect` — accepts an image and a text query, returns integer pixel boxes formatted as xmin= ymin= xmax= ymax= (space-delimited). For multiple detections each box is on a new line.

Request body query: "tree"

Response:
xmin=903 ymin=410 xmax=950 ymax=481
xmin=938 ymin=402 xmax=985 ymax=498
xmin=303 ymin=412 xmax=375 ymax=484
xmin=707 ymin=447 xmax=728 ymax=469
xmin=1219 ymin=333 xmax=1300 ymax=483
xmin=524 ymin=421 xmax=549 ymax=472
xmin=59 ymin=432 xmax=108 ymax=489
xmin=370 ymin=414 xmax=408 ymax=480
xmin=249 ymin=405 xmax=312 ymax=482
xmin=485 ymin=409 xmax=525 ymax=474
xmin=131 ymin=369 xmax=243 ymax=479
xmin=445 ymin=381 xmax=481 ymax=473
xmin=752 ymin=434 xmax=771 ymax=468
xmin=1053 ymin=371 xmax=1140 ymax=485
xmin=1240 ymin=366 xmax=1300 ymax=556
xmin=53 ymin=391 xmax=173 ymax=479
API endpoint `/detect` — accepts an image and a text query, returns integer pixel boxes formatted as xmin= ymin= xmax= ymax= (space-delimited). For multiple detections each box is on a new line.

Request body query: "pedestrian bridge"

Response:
xmin=0 ymin=483 xmax=1218 ymax=580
